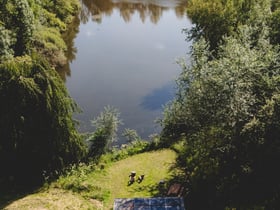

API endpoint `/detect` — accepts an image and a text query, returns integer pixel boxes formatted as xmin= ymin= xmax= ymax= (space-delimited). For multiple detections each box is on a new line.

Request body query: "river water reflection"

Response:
xmin=65 ymin=0 xmax=192 ymax=142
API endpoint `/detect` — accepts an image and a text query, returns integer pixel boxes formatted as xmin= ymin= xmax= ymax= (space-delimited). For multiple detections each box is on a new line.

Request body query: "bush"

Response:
xmin=87 ymin=106 xmax=122 ymax=160
xmin=99 ymin=140 xmax=151 ymax=164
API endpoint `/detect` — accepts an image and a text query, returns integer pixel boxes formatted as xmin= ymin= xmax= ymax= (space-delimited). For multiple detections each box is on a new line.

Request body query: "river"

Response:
xmin=63 ymin=0 xmax=192 ymax=143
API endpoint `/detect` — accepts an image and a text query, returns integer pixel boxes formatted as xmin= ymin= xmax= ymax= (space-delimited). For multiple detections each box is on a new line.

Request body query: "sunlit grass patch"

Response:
xmin=3 ymin=188 xmax=96 ymax=210
xmin=53 ymin=149 xmax=176 ymax=209
xmin=2 ymin=149 xmax=176 ymax=210
xmin=83 ymin=149 xmax=176 ymax=208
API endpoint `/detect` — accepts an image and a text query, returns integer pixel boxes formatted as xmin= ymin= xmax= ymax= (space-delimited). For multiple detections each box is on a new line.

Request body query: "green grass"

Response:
xmin=91 ymin=149 xmax=176 ymax=207
xmin=3 ymin=189 xmax=95 ymax=210
xmin=3 ymin=149 xmax=176 ymax=210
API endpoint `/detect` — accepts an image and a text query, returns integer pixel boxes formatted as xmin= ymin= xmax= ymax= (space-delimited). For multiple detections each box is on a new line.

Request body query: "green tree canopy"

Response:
xmin=186 ymin=0 xmax=273 ymax=51
xmin=0 ymin=55 xmax=86 ymax=187
xmin=0 ymin=0 xmax=35 ymax=56
xmin=161 ymin=22 xmax=280 ymax=209
xmin=87 ymin=106 xmax=122 ymax=160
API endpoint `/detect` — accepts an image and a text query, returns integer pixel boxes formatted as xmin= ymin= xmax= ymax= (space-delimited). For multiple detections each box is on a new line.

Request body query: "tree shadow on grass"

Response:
xmin=0 ymin=184 xmax=43 ymax=209
xmin=131 ymin=182 xmax=169 ymax=197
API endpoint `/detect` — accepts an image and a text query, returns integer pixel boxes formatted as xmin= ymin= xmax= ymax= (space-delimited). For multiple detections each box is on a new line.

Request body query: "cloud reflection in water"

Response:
xmin=140 ymin=82 xmax=176 ymax=110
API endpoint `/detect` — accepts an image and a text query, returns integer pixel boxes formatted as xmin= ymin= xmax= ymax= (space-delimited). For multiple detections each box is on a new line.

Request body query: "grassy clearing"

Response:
xmin=3 ymin=149 xmax=176 ymax=210
xmin=89 ymin=149 xmax=176 ymax=208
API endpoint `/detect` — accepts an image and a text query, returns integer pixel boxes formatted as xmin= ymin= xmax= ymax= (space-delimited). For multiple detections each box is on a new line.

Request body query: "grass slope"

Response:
xmin=3 ymin=149 xmax=176 ymax=210
xmin=3 ymin=189 xmax=95 ymax=210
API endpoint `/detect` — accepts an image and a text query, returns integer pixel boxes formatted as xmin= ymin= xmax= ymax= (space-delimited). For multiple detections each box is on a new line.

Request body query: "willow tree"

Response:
xmin=0 ymin=55 xmax=86 ymax=187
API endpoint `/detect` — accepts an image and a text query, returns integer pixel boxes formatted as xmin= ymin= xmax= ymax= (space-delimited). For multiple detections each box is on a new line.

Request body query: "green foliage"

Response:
xmin=0 ymin=0 xmax=34 ymax=56
xmin=53 ymin=161 xmax=112 ymax=203
xmin=39 ymin=9 xmax=67 ymax=31
xmin=270 ymin=8 xmax=280 ymax=44
xmin=0 ymin=25 xmax=15 ymax=61
xmin=91 ymin=106 xmax=122 ymax=143
xmin=87 ymin=129 xmax=109 ymax=161
xmin=0 ymin=0 xmax=83 ymax=192
xmin=34 ymin=27 xmax=67 ymax=51
xmin=100 ymin=140 xmax=151 ymax=163
xmin=272 ymin=0 xmax=280 ymax=10
xmin=32 ymin=26 xmax=67 ymax=67
xmin=9 ymin=0 xmax=34 ymax=55
xmin=161 ymin=21 xmax=280 ymax=209
xmin=87 ymin=106 xmax=122 ymax=160
xmin=186 ymin=0 xmax=273 ymax=50
xmin=0 ymin=0 xmax=79 ymax=66
xmin=55 ymin=162 xmax=97 ymax=193
xmin=186 ymin=0 xmax=237 ymax=50
xmin=122 ymin=128 xmax=140 ymax=143
xmin=0 ymin=55 xmax=86 ymax=187
xmin=40 ymin=0 xmax=80 ymax=24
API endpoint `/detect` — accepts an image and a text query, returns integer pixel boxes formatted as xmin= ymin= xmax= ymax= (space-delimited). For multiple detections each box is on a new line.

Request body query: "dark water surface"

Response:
xmin=64 ymin=0 xmax=192 ymax=141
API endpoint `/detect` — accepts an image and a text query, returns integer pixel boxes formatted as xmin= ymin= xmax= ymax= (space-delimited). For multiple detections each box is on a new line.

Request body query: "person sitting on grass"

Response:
xmin=137 ymin=174 xmax=145 ymax=183
xmin=128 ymin=171 xmax=136 ymax=185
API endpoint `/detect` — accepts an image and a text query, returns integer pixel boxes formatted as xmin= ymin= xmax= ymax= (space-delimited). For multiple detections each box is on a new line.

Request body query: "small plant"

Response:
xmin=87 ymin=106 xmax=122 ymax=160
xmin=54 ymin=162 xmax=96 ymax=193
xmin=122 ymin=128 xmax=140 ymax=143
